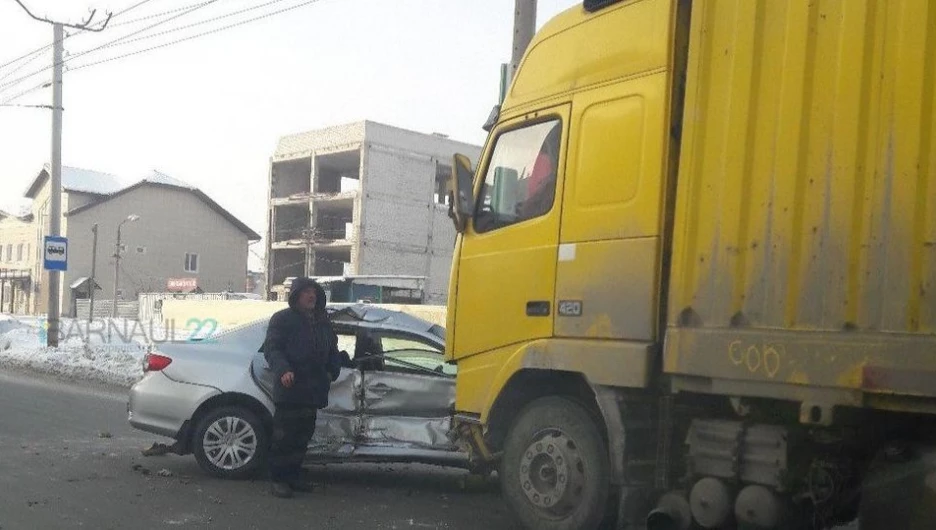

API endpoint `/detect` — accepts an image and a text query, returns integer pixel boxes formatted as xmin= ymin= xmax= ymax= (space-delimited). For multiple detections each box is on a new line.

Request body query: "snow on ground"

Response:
xmin=0 ymin=315 xmax=221 ymax=388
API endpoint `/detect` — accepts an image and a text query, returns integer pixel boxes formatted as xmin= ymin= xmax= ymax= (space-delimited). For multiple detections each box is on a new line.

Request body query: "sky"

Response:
xmin=0 ymin=0 xmax=580 ymax=270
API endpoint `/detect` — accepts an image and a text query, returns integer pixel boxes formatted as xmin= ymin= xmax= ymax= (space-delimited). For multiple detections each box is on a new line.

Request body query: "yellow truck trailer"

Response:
xmin=444 ymin=0 xmax=936 ymax=529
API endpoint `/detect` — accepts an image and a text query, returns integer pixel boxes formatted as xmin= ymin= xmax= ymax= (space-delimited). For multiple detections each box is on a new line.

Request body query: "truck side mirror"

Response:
xmin=448 ymin=153 xmax=475 ymax=233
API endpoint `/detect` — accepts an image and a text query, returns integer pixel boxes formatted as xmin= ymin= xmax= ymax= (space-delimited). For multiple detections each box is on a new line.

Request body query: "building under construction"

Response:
xmin=265 ymin=121 xmax=481 ymax=304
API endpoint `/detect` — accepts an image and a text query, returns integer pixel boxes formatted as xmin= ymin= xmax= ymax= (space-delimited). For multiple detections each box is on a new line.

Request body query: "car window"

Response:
xmin=210 ymin=320 xmax=357 ymax=358
xmin=381 ymin=335 xmax=441 ymax=354
xmin=337 ymin=333 xmax=356 ymax=357
xmin=211 ymin=319 xmax=267 ymax=350
xmin=377 ymin=332 xmax=455 ymax=376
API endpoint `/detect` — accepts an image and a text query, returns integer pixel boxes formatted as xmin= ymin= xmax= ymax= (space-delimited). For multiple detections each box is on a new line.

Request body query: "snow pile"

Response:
xmin=0 ymin=316 xmax=231 ymax=387
xmin=0 ymin=328 xmax=148 ymax=387
xmin=0 ymin=314 xmax=25 ymax=333
xmin=0 ymin=316 xmax=155 ymax=387
xmin=0 ymin=314 xmax=32 ymax=351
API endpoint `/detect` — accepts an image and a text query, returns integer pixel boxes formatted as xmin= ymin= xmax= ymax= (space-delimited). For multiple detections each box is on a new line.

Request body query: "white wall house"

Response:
xmin=0 ymin=166 xmax=260 ymax=316
xmin=266 ymin=121 xmax=482 ymax=304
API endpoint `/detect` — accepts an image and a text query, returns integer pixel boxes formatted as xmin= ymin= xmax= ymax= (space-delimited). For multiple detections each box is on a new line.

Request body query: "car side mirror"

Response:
xmin=449 ymin=153 xmax=475 ymax=233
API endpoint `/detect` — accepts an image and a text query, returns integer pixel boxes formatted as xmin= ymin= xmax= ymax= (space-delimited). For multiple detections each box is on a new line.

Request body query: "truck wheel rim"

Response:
xmin=518 ymin=430 xmax=585 ymax=516
xmin=203 ymin=416 xmax=258 ymax=470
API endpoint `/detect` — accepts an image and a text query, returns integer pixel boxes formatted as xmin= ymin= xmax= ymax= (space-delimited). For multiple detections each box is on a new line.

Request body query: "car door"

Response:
xmin=307 ymin=330 xmax=362 ymax=455
xmin=358 ymin=330 xmax=456 ymax=453
xmin=251 ymin=322 xmax=363 ymax=456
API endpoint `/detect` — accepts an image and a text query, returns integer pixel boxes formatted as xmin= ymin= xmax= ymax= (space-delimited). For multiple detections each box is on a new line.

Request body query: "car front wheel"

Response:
xmin=192 ymin=406 xmax=268 ymax=479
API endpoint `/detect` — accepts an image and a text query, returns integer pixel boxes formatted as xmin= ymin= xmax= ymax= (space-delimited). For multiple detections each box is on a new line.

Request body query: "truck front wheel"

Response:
xmin=500 ymin=396 xmax=610 ymax=530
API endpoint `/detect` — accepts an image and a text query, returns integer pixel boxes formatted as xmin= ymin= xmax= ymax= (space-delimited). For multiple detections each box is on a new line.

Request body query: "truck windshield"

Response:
xmin=474 ymin=119 xmax=561 ymax=233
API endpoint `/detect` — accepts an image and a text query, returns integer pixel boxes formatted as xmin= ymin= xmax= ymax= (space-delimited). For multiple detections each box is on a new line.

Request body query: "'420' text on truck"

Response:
xmin=444 ymin=0 xmax=936 ymax=529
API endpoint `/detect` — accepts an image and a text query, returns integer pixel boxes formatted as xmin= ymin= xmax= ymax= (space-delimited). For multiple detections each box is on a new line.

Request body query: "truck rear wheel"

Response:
xmin=500 ymin=396 xmax=610 ymax=530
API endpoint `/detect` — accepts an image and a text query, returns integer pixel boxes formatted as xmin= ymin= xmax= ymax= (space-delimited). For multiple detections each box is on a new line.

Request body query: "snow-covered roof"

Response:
xmin=17 ymin=164 xmax=260 ymax=241
xmin=25 ymin=166 xmax=192 ymax=199
xmin=65 ymin=170 xmax=261 ymax=241
xmin=0 ymin=198 xmax=33 ymax=220
xmin=24 ymin=165 xmax=129 ymax=198
xmin=62 ymin=166 xmax=128 ymax=195
xmin=139 ymin=170 xmax=194 ymax=189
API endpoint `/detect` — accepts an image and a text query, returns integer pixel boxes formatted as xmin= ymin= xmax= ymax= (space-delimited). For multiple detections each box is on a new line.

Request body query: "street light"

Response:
xmin=112 ymin=214 xmax=140 ymax=319
xmin=89 ymin=223 xmax=98 ymax=325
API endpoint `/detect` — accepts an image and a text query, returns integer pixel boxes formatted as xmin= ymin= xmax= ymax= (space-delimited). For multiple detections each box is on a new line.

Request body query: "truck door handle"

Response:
xmin=526 ymin=301 xmax=551 ymax=317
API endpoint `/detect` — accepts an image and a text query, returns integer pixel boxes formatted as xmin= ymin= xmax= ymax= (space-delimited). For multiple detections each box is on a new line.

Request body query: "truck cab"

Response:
xmin=445 ymin=1 xmax=936 ymax=529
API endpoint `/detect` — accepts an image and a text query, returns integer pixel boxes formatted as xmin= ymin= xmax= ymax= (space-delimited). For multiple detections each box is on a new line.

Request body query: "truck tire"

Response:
xmin=501 ymin=396 xmax=610 ymax=530
xmin=193 ymin=406 xmax=268 ymax=480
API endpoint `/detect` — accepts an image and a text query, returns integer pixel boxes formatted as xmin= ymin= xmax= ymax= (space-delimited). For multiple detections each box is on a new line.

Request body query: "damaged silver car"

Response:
xmin=127 ymin=304 xmax=464 ymax=479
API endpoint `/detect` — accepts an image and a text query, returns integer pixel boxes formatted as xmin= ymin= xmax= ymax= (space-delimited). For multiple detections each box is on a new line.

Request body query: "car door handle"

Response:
xmin=526 ymin=301 xmax=550 ymax=317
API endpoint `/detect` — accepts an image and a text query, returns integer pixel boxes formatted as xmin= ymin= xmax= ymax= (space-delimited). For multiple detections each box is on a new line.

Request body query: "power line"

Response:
xmin=0 ymin=46 xmax=49 ymax=83
xmin=0 ymin=0 xmax=155 ymax=75
xmin=0 ymin=0 xmax=309 ymax=93
xmin=13 ymin=0 xmax=114 ymax=30
xmin=105 ymin=1 xmax=219 ymax=28
xmin=69 ymin=0 xmax=322 ymax=73
xmin=93 ymin=0 xmax=158 ymax=26
xmin=1 ymin=0 xmax=322 ymax=103
xmin=63 ymin=0 xmax=221 ymax=70
xmin=0 ymin=102 xmax=53 ymax=109
xmin=88 ymin=0 xmax=297 ymax=53
xmin=0 ymin=0 xmax=219 ymax=93
xmin=0 ymin=79 xmax=51 ymax=106
xmin=0 ymin=40 xmax=51 ymax=73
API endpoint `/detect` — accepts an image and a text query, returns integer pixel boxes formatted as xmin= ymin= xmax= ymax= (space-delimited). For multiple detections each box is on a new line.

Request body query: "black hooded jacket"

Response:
xmin=261 ymin=278 xmax=341 ymax=407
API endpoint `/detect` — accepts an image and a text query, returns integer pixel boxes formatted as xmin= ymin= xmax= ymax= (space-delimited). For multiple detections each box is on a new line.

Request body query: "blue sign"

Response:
xmin=43 ymin=236 xmax=68 ymax=271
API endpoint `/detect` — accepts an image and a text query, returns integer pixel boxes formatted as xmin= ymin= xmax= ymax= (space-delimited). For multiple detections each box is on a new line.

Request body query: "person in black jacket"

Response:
xmin=261 ymin=277 xmax=341 ymax=498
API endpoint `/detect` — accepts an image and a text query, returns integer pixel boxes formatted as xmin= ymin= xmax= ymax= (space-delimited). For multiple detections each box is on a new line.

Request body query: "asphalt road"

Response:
xmin=0 ymin=369 xmax=513 ymax=530
xmin=0 ymin=368 xmax=866 ymax=530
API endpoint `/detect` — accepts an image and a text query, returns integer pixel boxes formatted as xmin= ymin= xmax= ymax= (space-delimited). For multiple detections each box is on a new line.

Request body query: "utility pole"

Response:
xmin=11 ymin=1 xmax=112 ymax=347
xmin=88 ymin=223 xmax=97 ymax=324
xmin=510 ymin=0 xmax=537 ymax=81
xmin=301 ymin=226 xmax=315 ymax=277
xmin=48 ymin=22 xmax=62 ymax=346
xmin=113 ymin=215 xmax=140 ymax=319
xmin=112 ymin=227 xmax=120 ymax=320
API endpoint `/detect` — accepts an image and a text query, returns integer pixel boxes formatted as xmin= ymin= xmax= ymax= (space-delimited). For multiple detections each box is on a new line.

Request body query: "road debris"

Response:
xmin=141 ymin=442 xmax=175 ymax=457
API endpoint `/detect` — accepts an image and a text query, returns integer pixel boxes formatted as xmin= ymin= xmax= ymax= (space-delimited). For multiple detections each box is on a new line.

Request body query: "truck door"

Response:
xmin=555 ymin=73 xmax=671 ymax=343
xmin=453 ymin=105 xmax=570 ymax=357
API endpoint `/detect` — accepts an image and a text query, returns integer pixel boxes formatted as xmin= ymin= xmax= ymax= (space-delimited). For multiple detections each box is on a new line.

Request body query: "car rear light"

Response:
xmin=143 ymin=353 xmax=172 ymax=372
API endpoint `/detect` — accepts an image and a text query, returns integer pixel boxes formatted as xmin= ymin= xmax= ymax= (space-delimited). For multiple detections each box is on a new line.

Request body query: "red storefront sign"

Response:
xmin=167 ymin=277 xmax=198 ymax=292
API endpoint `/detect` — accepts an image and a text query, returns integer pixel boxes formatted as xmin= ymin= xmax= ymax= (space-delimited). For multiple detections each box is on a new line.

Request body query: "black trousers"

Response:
xmin=268 ymin=404 xmax=317 ymax=482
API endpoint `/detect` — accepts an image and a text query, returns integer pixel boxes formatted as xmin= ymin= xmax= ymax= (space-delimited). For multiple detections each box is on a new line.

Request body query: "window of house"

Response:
xmin=184 ymin=253 xmax=199 ymax=273
xmin=16 ymin=243 xmax=23 ymax=262
xmin=0 ymin=242 xmax=3 ymax=261
xmin=5 ymin=244 xmax=11 ymax=262
xmin=474 ymin=119 xmax=562 ymax=233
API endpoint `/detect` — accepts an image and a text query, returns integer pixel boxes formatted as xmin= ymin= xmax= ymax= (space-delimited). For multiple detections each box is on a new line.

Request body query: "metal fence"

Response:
xmin=137 ymin=292 xmax=261 ymax=323
xmin=75 ymin=299 xmax=140 ymax=320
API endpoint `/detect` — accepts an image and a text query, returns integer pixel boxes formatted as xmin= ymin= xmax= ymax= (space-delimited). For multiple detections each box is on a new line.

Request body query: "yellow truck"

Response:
xmin=444 ymin=0 xmax=936 ymax=529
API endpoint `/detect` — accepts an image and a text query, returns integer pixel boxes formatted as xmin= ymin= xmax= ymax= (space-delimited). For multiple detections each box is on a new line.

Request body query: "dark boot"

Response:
xmin=270 ymin=481 xmax=293 ymax=498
